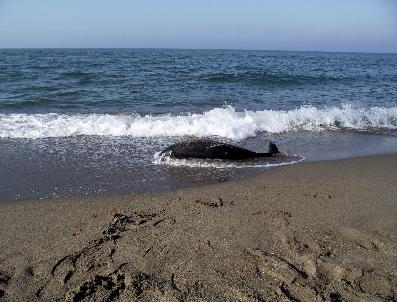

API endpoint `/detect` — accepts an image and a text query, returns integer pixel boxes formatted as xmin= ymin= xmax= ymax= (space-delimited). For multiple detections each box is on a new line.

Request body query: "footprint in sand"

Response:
xmin=248 ymin=248 xmax=308 ymax=284
xmin=339 ymin=227 xmax=384 ymax=252
xmin=247 ymin=249 xmax=323 ymax=301
xmin=37 ymin=211 xmax=161 ymax=300
xmin=358 ymin=271 xmax=396 ymax=300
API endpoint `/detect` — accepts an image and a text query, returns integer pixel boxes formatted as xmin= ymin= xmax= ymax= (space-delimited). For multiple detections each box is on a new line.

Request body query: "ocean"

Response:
xmin=0 ymin=49 xmax=396 ymax=201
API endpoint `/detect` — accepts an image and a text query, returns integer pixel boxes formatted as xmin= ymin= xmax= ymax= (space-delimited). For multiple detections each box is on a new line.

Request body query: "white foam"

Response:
xmin=153 ymin=151 xmax=306 ymax=169
xmin=0 ymin=104 xmax=396 ymax=139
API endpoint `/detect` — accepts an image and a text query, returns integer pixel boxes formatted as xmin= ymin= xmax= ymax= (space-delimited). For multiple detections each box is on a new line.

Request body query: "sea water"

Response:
xmin=0 ymin=49 xmax=396 ymax=200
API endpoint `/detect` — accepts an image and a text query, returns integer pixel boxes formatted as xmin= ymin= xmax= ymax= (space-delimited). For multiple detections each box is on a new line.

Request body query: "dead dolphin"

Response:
xmin=160 ymin=139 xmax=280 ymax=160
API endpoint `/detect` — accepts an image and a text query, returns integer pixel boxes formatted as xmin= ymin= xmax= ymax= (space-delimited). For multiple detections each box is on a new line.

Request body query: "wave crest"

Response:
xmin=0 ymin=104 xmax=396 ymax=139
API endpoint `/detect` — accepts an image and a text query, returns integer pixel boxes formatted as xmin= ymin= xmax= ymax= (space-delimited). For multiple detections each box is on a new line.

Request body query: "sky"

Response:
xmin=0 ymin=0 xmax=396 ymax=52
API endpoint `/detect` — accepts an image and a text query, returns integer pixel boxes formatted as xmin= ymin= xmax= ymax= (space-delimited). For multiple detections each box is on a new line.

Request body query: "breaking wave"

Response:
xmin=0 ymin=104 xmax=396 ymax=139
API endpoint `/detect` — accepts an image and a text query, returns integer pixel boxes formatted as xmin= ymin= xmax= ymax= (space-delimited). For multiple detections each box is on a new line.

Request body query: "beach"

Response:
xmin=1 ymin=2 xmax=397 ymax=301
xmin=1 ymin=154 xmax=396 ymax=301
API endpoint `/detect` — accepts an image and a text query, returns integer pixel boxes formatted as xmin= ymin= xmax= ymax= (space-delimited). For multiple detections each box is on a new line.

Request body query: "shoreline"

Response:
xmin=2 ymin=148 xmax=397 ymax=204
xmin=1 ymin=154 xmax=396 ymax=301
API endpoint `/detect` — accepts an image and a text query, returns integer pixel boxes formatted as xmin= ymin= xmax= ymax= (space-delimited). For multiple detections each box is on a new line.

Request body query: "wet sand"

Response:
xmin=0 ymin=154 xmax=396 ymax=301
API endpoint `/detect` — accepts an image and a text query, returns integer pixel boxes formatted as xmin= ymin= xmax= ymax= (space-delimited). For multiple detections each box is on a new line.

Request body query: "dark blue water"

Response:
xmin=1 ymin=49 xmax=396 ymax=114
xmin=0 ymin=49 xmax=397 ymax=201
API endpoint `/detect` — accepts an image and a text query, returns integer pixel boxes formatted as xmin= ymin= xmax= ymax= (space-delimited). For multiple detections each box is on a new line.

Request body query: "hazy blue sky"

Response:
xmin=0 ymin=0 xmax=396 ymax=52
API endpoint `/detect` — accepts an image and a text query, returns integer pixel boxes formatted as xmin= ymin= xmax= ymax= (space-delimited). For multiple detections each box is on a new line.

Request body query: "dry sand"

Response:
xmin=0 ymin=155 xmax=396 ymax=301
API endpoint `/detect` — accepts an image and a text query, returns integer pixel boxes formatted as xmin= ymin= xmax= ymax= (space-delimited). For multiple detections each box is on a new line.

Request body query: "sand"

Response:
xmin=0 ymin=154 xmax=396 ymax=301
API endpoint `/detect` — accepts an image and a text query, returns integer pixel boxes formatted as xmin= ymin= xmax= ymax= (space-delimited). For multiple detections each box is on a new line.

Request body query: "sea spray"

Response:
xmin=1 ymin=104 xmax=396 ymax=139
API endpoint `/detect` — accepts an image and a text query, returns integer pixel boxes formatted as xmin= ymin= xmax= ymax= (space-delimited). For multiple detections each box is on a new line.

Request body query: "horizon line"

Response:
xmin=0 ymin=47 xmax=396 ymax=55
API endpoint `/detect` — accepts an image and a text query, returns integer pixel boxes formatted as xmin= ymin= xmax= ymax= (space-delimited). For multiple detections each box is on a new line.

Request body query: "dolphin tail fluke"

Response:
xmin=268 ymin=142 xmax=280 ymax=155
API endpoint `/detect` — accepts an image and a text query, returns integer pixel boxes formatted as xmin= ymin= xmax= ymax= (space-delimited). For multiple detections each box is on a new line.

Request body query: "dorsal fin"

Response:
xmin=268 ymin=142 xmax=279 ymax=155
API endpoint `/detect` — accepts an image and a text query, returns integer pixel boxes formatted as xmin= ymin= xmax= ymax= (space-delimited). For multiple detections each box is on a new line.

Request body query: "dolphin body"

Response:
xmin=160 ymin=139 xmax=280 ymax=160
